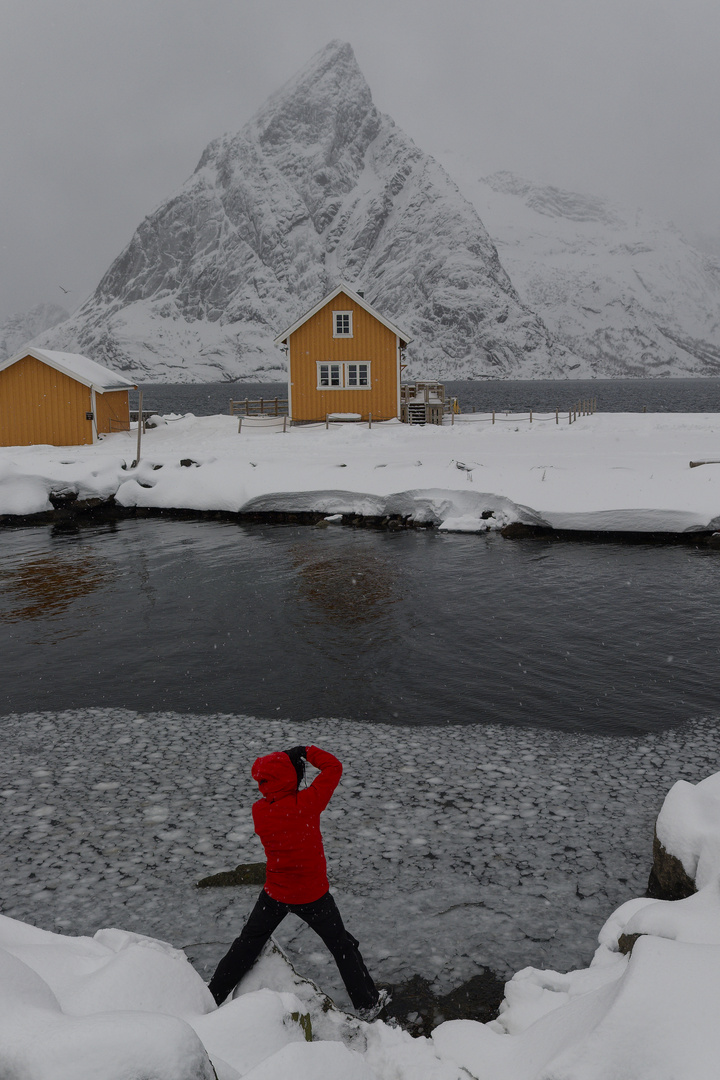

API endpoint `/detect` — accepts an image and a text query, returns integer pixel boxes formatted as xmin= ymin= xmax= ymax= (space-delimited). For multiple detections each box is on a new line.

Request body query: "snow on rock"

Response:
xmin=0 ymin=919 xmax=216 ymax=1080
xmin=0 ymin=913 xmax=215 ymax=1018
xmin=33 ymin=41 xmax=564 ymax=383
xmin=2 ymin=411 xmax=720 ymax=533
xmin=241 ymin=1042 xmax=375 ymax=1080
xmin=440 ymin=160 xmax=720 ymax=378
xmin=433 ymin=938 xmax=720 ymax=1079
xmin=189 ymin=986 xmax=310 ymax=1079
xmin=655 ymin=773 xmax=720 ymax=888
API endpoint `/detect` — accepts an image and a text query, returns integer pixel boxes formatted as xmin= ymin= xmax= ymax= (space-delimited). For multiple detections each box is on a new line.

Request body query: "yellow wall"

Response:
xmin=95 ymin=389 xmax=131 ymax=435
xmin=1 ymin=354 xmax=94 ymax=446
xmin=288 ymin=292 xmax=399 ymax=421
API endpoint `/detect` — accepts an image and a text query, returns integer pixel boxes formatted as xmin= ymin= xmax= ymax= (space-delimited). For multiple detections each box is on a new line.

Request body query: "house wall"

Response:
xmin=288 ymin=291 xmax=399 ymax=421
xmin=95 ymin=389 xmax=131 ymax=434
xmin=0 ymin=354 xmax=94 ymax=446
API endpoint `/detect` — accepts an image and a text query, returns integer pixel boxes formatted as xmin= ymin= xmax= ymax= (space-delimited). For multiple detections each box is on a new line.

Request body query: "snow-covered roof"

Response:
xmin=274 ymin=283 xmax=412 ymax=346
xmin=0 ymin=347 xmax=136 ymax=393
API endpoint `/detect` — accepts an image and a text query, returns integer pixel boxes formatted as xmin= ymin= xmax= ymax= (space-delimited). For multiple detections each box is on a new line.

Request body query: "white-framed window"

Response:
xmin=332 ymin=310 xmax=353 ymax=337
xmin=346 ymin=362 xmax=369 ymax=387
xmin=317 ymin=362 xmax=371 ymax=389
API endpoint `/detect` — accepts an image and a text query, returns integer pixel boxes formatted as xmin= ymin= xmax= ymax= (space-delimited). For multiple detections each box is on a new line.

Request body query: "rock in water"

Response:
xmin=34 ymin=41 xmax=565 ymax=383
xmin=196 ymin=862 xmax=266 ymax=888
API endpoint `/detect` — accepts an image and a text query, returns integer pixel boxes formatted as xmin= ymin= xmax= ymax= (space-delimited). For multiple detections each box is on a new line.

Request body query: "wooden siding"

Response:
xmin=95 ymin=389 xmax=131 ymax=434
xmin=0 ymin=354 xmax=94 ymax=446
xmin=288 ymin=291 xmax=399 ymax=421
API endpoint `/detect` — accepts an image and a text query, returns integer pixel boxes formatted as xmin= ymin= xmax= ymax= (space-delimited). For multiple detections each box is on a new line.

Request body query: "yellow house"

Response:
xmin=274 ymin=284 xmax=411 ymax=423
xmin=0 ymin=347 xmax=136 ymax=447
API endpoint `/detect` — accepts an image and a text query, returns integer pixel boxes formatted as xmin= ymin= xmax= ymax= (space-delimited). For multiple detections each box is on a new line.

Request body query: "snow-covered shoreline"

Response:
xmin=3 ymin=732 xmax=720 ymax=1079
xmin=2 ymin=411 xmax=720 ymax=535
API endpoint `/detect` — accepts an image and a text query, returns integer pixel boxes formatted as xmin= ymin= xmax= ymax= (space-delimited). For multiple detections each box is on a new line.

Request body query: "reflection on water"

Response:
xmin=294 ymin=550 xmax=400 ymax=627
xmin=1 ymin=518 xmax=720 ymax=734
xmin=0 ymin=553 xmax=111 ymax=623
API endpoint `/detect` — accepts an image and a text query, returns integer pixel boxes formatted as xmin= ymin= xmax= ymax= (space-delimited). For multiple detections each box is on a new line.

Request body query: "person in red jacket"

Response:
xmin=208 ymin=744 xmax=386 ymax=1018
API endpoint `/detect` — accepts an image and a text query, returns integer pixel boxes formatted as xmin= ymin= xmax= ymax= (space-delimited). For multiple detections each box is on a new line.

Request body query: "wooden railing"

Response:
xmin=229 ymin=397 xmax=289 ymax=417
xmin=453 ymin=398 xmax=597 ymax=425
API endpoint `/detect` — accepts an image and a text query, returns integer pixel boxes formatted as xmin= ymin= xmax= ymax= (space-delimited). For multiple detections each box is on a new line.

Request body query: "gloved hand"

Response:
xmin=284 ymin=746 xmax=308 ymax=788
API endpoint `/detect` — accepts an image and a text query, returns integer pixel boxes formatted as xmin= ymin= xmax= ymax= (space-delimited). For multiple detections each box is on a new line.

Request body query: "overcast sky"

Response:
xmin=2 ymin=0 xmax=719 ymax=322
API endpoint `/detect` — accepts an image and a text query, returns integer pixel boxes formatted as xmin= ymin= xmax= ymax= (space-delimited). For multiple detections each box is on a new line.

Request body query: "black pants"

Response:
xmin=208 ymin=889 xmax=378 ymax=1009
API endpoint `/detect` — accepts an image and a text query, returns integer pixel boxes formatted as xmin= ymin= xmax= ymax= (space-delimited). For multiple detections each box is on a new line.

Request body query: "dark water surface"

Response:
xmin=2 ymin=519 xmax=719 ymax=734
xmin=136 ymin=378 xmax=720 ymax=417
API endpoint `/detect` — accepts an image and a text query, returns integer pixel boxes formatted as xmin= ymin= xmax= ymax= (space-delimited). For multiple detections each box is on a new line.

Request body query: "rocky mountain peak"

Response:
xmin=438 ymin=156 xmax=720 ymax=376
xmin=35 ymin=44 xmax=565 ymax=382
xmin=484 ymin=171 xmax=622 ymax=227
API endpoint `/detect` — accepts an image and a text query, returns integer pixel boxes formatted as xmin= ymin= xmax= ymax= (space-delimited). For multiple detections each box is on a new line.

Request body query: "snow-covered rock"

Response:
xmin=441 ymin=160 xmax=720 ymax=377
xmin=34 ymin=41 xmax=565 ymax=383
xmin=656 ymin=773 xmax=720 ymax=890
xmin=0 ymin=302 xmax=68 ymax=361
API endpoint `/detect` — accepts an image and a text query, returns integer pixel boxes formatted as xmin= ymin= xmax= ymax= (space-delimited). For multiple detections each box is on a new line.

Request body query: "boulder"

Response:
xmin=646 ymin=827 xmax=697 ymax=901
xmin=196 ymin=863 xmax=266 ymax=888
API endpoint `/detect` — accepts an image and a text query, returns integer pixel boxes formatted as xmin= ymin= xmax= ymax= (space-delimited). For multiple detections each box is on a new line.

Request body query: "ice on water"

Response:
xmin=1 ymin=708 xmax=718 ymax=1009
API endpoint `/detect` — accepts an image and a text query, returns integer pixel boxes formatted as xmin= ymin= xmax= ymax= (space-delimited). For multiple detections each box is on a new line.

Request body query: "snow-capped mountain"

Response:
xmin=34 ymin=41 xmax=570 ymax=383
xmin=440 ymin=161 xmax=720 ymax=377
xmin=0 ymin=302 xmax=68 ymax=362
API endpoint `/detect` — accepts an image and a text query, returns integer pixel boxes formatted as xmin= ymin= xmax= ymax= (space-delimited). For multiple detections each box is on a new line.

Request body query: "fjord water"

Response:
xmin=2 ymin=519 xmax=719 ymax=734
xmin=137 ymin=377 xmax=720 ymax=417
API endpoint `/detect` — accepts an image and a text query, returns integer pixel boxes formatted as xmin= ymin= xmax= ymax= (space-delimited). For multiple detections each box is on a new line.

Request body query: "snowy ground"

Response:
xmin=2 ymin=411 xmax=720 ymax=532
xmin=2 ymin=709 xmax=719 ymax=1004
xmin=3 ymin=725 xmax=720 ymax=1078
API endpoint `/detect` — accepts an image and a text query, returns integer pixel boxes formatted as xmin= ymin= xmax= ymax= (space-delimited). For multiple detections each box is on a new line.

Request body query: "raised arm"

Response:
xmin=300 ymin=745 xmax=342 ymax=812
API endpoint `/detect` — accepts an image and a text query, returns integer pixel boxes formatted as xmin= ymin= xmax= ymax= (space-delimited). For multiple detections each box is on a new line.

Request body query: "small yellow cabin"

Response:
xmin=274 ymin=284 xmax=411 ymax=423
xmin=0 ymin=347 xmax=136 ymax=447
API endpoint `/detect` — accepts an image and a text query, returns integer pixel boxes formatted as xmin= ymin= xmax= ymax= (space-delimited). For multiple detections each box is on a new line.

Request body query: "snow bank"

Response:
xmin=2 ymin=411 xmax=720 ymax=532
xmin=0 ymin=915 xmax=216 ymax=1080
xmin=656 ymin=773 xmax=720 ymax=888
xmin=5 ymin=765 xmax=720 ymax=1078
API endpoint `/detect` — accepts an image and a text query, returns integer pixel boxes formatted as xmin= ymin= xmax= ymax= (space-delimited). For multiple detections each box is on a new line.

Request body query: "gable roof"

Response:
xmin=0 ymin=347 xmax=136 ymax=393
xmin=274 ymin=283 xmax=412 ymax=346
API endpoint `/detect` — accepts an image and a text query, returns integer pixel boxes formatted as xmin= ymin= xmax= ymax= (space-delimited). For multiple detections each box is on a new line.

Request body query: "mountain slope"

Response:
xmin=35 ymin=42 xmax=571 ymax=383
xmin=439 ymin=161 xmax=720 ymax=377
xmin=1 ymin=303 xmax=68 ymax=362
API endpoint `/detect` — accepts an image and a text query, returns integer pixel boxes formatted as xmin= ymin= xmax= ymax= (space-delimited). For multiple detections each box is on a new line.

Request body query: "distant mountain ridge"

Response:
xmin=1 ymin=303 xmax=68 ymax=362
xmin=440 ymin=161 xmax=720 ymax=377
xmin=34 ymin=41 xmax=569 ymax=383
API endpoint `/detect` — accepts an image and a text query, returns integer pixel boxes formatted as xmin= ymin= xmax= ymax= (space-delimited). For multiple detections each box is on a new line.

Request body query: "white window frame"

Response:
xmin=345 ymin=362 xmax=370 ymax=388
xmin=316 ymin=361 xmax=371 ymax=390
xmin=317 ymin=362 xmax=342 ymax=389
xmin=332 ymin=310 xmax=353 ymax=338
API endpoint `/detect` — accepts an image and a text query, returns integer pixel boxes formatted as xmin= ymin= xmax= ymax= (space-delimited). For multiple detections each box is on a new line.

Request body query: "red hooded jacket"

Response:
xmin=251 ymin=745 xmax=342 ymax=904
